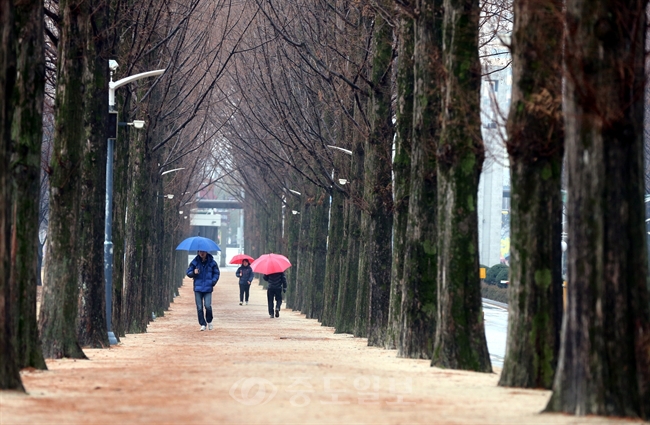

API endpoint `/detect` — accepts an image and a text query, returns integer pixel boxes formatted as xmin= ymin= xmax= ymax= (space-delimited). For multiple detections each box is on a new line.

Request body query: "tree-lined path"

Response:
xmin=1 ymin=269 xmax=639 ymax=424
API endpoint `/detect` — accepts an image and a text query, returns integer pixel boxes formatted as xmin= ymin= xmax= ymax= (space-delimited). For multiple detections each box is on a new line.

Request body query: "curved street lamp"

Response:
xmin=104 ymin=61 xmax=165 ymax=345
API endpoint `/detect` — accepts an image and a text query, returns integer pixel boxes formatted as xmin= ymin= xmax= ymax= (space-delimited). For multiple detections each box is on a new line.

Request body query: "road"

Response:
xmin=483 ymin=299 xmax=508 ymax=368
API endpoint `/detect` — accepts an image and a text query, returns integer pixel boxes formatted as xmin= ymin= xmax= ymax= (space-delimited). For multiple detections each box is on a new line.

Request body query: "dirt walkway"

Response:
xmin=1 ymin=267 xmax=643 ymax=424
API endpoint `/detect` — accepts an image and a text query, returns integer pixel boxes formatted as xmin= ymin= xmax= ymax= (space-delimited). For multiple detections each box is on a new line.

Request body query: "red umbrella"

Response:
xmin=250 ymin=253 xmax=291 ymax=274
xmin=229 ymin=254 xmax=255 ymax=265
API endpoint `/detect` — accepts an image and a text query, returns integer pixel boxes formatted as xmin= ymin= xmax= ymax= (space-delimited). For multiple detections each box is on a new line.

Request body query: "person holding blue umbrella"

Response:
xmin=180 ymin=237 xmax=221 ymax=331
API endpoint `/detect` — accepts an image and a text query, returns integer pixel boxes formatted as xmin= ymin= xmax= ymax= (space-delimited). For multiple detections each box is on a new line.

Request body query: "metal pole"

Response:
xmin=104 ymin=137 xmax=118 ymax=345
xmin=105 ymin=63 xmax=164 ymax=346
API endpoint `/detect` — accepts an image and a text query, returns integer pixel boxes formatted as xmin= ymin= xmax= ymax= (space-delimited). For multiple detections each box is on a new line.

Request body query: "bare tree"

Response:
xmin=432 ymin=0 xmax=492 ymax=372
xmin=0 ymin=0 xmax=25 ymax=391
xmin=545 ymin=0 xmax=650 ymax=418
xmin=11 ymin=0 xmax=47 ymax=369
xmin=498 ymin=0 xmax=564 ymax=389
xmin=38 ymin=0 xmax=90 ymax=359
xmin=398 ymin=0 xmax=442 ymax=359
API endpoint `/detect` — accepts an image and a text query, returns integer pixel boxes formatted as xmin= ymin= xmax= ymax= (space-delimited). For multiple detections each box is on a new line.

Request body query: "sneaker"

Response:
xmin=200 ymin=325 xmax=206 ymax=331
xmin=245 ymin=302 xmax=248 ymax=305
xmin=270 ymin=315 xmax=274 ymax=319
xmin=275 ymin=309 xmax=280 ymax=318
xmin=239 ymin=302 xmax=242 ymax=305
xmin=208 ymin=323 xmax=213 ymax=330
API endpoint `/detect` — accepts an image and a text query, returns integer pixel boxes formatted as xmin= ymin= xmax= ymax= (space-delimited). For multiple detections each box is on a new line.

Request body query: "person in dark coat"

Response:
xmin=186 ymin=250 xmax=220 ymax=331
xmin=235 ymin=259 xmax=254 ymax=305
xmin=263 ymin=272 xmax=287 ymax=318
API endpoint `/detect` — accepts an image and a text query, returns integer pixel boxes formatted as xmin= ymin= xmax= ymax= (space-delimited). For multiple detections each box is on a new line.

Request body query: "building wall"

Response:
xmin=478 ymin=53 xmax=511 ymax=267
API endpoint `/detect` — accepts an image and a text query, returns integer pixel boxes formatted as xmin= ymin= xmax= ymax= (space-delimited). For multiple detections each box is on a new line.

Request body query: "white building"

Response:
xmin=478 ymin=42 xmax=511 ymax=268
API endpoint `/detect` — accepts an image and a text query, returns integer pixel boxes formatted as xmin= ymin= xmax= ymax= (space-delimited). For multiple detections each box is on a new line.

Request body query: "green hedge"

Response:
xmin=481 ymin=282 xmax=508 ymax=304
xmin=485 ymin=264 xmax=508 ymax=285
xmin=496 ymin=267 xmax=509 ymax=287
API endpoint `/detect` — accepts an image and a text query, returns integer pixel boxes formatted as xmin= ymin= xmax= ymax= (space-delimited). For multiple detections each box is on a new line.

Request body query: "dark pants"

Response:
xmin=194 ymin=291 xmax=213 ymax=326
xmin=239 ymin=284 xmax=250 ymax=302
xmin=267 ymin=287 xmax=283 ymax=316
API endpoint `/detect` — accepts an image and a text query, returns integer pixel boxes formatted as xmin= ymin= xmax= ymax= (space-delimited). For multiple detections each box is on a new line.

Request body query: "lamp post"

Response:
xmin=104 ymin=60 xmax=165 ymax=345
xmin=161 ymin=167 xmax=185 ymax=176
xmin=326 ymin=145 xmax=353 ymax=156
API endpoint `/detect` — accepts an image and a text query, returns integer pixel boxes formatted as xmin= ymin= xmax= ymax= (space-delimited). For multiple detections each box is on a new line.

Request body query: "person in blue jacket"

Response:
xmin=235 ymin=259 xmax=254 ymax=305
xmin=263 ymin=272 xmax=287 ymax=318
xmin=186 ymin=250 xmax=220 ymax=331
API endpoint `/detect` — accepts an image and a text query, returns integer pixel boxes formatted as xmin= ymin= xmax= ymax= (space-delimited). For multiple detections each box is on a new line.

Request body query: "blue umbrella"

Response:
xmin=175 ymin=236 xmax=221 ymax=252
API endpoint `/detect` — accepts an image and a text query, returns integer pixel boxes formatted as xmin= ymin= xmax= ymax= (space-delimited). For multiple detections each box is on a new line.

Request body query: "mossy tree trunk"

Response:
xmin=361 ymin=2 xmax=394 ymax=346
xmin=39 ymin=0 xmax=88 ymax=360
xmin=432 ymin=0 xmax=491 ymax=372
xmin=10 ymin=0 xmax=46 ymax=369
xmin=385 ymin=11 xmax=413 ymax=350
xmin=0 ymin=0 xmax=23 ymax=390
xmin=76 ymin=0 xmax=109 ymax=348
xmin=498 ymin=0 xmax=564 ymax=389
xmin=545 ymin=0 xmax=650 ymax=419
xmin=399 ymin=0 xmax=442 ymax=359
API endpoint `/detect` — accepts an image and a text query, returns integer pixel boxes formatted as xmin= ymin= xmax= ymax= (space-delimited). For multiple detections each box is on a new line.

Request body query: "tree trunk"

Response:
xmin=362 ymin=3 xmax=394 ymax=346
xmin=111 ymin=99 xmax=132 ymax=339
xmin=77 ymin=0 xmax=109 ymax=348
xmin=306 ymin=190 xmax=328 ymax=321
xmin=386 ymin=11 xmax=413 ymax=350
xmin=545 ymin=0 xmax=650 ymax=418
xmin=498 ymin=0 xmax=564 ymax=389
xmin=0 ymin=0 xmax=24 ymax=390
xmin=336 ymin=111 xmax=364 ymax=335
xmin=432 ymin=0 xmax=491 ymax=372
xmin=284 ymin=192 xmax=300 ymax=309
xmin=151 ymin=178 xmax=165 ymax=318
xmin=244 ymin=199 xmax=256 ymax=256
xmin=265 ymin=193 xmax=283 ymax=254
xmin=322 ymin=186 xmax=345 ymax=327
xmin=11 ymin=0 xmax=46 ymax=369
xmin=337 ymin=198 xmax=359 ymax=333
xmin=39 ymin=0 xmax=88 ymax=360
xmin=295 ymin=197 xmax=312 ymax=312
xmin=399 ymin=0 xmax=442 ymax=359
xmin=122 ymin=130 xmax=153 ymax=334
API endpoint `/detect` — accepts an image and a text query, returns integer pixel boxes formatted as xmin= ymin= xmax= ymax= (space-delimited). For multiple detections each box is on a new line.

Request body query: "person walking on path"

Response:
xmin=236 ymin=259 xmax=254 ymax=305
xmin=187 ymin=250 xmax=220 ymax=330
xmin=264 ymin=272 xmax=287 ymax=318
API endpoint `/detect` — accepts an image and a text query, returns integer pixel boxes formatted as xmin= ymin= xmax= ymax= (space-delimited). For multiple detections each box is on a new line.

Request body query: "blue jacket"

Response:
xmin=236 ymin=264 xmax=254 ymax=285
xmin=186 ymin=253 xmax=220 ymax=292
